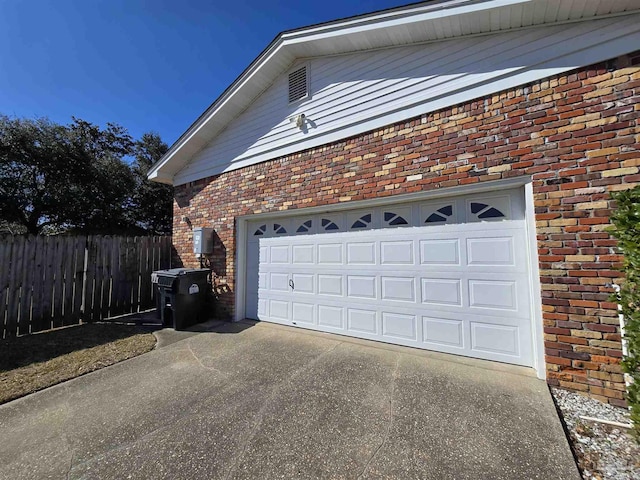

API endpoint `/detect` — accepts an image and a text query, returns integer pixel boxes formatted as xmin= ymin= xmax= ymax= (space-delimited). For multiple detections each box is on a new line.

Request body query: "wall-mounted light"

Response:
xmin=289 ymin=113 xmax=306 ymax=129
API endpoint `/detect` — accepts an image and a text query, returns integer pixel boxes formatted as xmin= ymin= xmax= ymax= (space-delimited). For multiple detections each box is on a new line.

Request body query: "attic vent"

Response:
xmin=288 ymin=65 xmax=308 ymax=103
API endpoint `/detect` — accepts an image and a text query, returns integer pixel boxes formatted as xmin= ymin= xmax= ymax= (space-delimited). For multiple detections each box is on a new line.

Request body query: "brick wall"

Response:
xmin=173 ymin=53 xmax=640 ymax=405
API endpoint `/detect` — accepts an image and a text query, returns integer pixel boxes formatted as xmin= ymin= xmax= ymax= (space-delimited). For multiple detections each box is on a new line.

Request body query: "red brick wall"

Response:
xmin=173 ymin=53 xmax=639 ymax=405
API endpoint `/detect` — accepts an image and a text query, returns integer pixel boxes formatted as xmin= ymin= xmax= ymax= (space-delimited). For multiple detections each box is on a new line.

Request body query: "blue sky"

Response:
xmin=0 ymin=0 xmax=412 ymax=147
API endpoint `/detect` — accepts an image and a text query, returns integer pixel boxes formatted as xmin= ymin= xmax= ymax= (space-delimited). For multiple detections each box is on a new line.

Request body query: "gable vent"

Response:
xmin=288 ymin=65 xmax=308 ymax=103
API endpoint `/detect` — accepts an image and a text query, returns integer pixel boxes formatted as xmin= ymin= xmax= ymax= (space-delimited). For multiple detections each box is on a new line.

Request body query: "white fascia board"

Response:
xmin=279 ymin=0 xmax=527 ymax=41
xmin=147 ymin=170 xmax=174 ymax=185
xmin=148 ymin=0 xmax=532 ymax=184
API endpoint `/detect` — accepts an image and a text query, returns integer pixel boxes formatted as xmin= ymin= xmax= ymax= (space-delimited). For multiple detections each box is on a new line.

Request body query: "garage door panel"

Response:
xmin=466 ymin=272 xmax=530 ymax=315
xmin=292 ymin=273 xmax=314 ymax=294
xmin=347 ymin=275 xmax=377 ymax=299
xmin=421 ymin=278 xmax=463 ymax=306
xmin=317 ymin=244 xmax=343 ymax=264
xmin=382 ymin=312 xmax=418 ymax=341
xmin=347 ymin=308 xmax=378 ymax=334
xmin=466 ymin=237 xmax=515 ymax=266
xmin=380 ymin=240 xmax=414 ymax=265
xmin=463 ymin=229 xmax=529 ymax=271
xmin=292 ymin=302 xmax=315 ymax=325
xmin=270 ymin=272 xmax=290 ymax=291
xmin=318 ymin=305 xmax=344 ymax=329
xmin=422 ymin=317 xmax=464 ymax=348
xmin=381 ymin=276 xmax=416 ymax=302
xmin=269 ymin=299 xmax=289 ymax=320
xmin=419 ymin=239 xmax=460 ymax=265
xmin=292 ymin=244 xmax=314 ymax=264
xmin=468 ymin=279 xmax=517 ymax=311
xmin=346 ymin=242 xmax=376 ymax=264
xmin=247 ymin=188 xmax=535 ymax=367
xmin=270 ymin=245 xmax=289 ymax=263
xmin=471 ymin=322 xmax=520 ymax=357
xmin=318 ymin=274 xmax=343 ymax=296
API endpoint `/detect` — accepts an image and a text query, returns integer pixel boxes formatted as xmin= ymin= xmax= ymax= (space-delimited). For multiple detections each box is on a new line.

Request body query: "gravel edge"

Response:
xmin=551 ymin=387 xmax=639 ymax=480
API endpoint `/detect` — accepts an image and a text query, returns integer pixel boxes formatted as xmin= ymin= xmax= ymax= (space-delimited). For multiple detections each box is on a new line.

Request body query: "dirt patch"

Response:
xmin=0 ymin=323 xmax=157 ymax=404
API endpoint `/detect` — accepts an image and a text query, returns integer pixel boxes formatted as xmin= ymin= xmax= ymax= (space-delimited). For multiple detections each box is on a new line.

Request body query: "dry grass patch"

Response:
xmin=0 ymin=323 xmax=156 ymax=404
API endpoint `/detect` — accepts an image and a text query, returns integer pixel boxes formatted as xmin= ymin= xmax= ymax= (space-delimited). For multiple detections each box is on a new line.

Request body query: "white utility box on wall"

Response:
xmin=193 ymin=227 xmax=214 ymax=255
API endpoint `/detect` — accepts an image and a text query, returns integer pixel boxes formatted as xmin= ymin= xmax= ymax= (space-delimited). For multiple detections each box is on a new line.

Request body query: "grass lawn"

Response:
xmin=0 ymin=323 xmax=157 ymax=404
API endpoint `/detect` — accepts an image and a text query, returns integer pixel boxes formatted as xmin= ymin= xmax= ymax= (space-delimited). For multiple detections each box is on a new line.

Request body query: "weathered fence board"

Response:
xmin=52 ymin=237 xmax=65 ymax=329
xmin=6 ymin=236 xmax=24 ymax=336
xmin=126 ymin=237 xmax=137 ymax=313
xmin=41 ymin=236 xmax=55 ymax=330
xmin=0 ymin=238 xmax=14 ymax=334
xmin=99 ymin=236 xmax=112 ymax=320
xmin=18 ymin=236 xmax=35 ymax=335
xmin=72 ymin=237 xmax=85 ymax=323
xmin=61 ymin=237 xmax=74 ymax=324
xmin=0 ymin=235 xmax=171 ymax=338
xmin=131 ymin=238 xmax=141 ymax=315
xmin=30 ymin=236 xmax=45 ymax=332
xmin=138 ymin=237 xmax=151 ymax=309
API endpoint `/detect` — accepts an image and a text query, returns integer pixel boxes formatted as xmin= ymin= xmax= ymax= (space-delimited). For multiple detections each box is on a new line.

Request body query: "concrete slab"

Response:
xmin=0 ymin=321 xmax=579 ymax=480
xmin=152 ymin=319 xmax=227 ymax=348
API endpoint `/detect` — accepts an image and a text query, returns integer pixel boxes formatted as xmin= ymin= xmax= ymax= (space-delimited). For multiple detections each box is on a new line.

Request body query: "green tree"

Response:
xmin=0 ymin=115 xmax=136 ymax=234
xmin=62 ymin=118 xmax=136 ymax=234
xmin=0 ymin=116 xmax=78 ymax=234
xmin=129 ymin=132 xmax=173 ymax=235
xmin=0 ymin=115 xmax=173 ymax=235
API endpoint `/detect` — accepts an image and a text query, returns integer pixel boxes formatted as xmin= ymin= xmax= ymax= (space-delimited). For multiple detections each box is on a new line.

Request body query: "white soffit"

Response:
xmin=148 ymin=0 xmax=640 ymax=184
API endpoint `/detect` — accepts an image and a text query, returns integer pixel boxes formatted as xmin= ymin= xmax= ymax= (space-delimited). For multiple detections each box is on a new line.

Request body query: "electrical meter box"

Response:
xmin=193 ymin=227 xmax=214 ymax=255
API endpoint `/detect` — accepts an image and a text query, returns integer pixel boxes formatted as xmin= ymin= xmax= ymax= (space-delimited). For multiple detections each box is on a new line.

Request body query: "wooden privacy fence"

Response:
xmin=0 ymin=235 xmax=172 ymax=338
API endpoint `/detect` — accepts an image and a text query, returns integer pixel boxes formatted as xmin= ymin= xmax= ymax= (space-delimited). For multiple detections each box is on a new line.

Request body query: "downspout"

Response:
xmin=611 ymin=283 xmax=633 ymax=391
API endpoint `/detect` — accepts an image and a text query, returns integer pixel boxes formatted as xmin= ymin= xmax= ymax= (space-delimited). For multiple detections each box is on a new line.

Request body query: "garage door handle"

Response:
xmin=289 ymin=279 xmax=294 ymax=290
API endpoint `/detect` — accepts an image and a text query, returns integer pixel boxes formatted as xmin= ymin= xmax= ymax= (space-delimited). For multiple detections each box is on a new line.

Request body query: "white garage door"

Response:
xmin=245 ymin=189 xmax=534 ymax=367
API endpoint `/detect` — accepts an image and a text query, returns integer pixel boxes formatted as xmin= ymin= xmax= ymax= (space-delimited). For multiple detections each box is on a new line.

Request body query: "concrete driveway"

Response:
xmin=0 ymin=320 xmax=579 ymax=480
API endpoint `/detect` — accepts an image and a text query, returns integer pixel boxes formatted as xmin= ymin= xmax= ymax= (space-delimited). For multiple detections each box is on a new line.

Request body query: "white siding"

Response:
xmin=174 ymin=14 xmax=640 ymax=186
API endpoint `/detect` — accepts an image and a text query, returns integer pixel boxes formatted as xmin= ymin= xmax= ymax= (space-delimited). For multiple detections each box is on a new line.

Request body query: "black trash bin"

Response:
xmin=152 ymin=268 xmax=211 ymax=330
